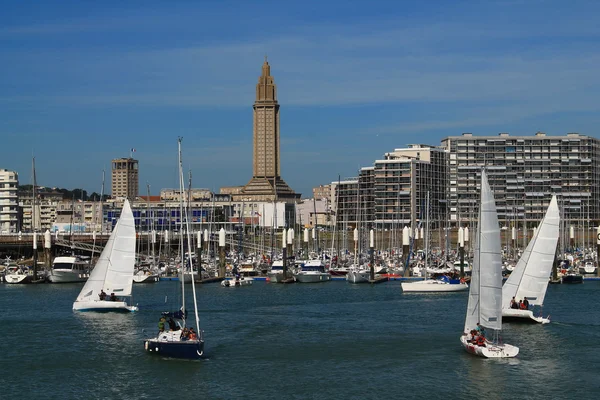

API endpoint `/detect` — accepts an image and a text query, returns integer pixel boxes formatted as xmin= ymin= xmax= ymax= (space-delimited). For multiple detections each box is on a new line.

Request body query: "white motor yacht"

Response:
xmin=294 ymin=259 xmax=331 ymax=283
xmin=48 ymin=256 xmax=90 ymax=283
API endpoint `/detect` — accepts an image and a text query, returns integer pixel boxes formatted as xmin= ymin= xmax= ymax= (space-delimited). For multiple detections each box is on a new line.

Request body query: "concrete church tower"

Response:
xmin=238 ymin=58 xmax=300 ymax=201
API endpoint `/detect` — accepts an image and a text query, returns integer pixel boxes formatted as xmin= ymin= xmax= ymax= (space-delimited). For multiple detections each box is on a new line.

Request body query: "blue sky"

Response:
xmin=2 ymin=0 xmax=600 ymax=197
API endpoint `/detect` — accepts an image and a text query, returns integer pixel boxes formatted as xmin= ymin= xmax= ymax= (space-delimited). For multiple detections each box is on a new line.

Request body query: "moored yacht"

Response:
xmin=294 ymin=259 xmax=331 ymax=283
xmin=267 ymin=260 xmax=285 ymax=283
xmin=133 ymin=265 xmax=160 ymax=283
xmin=48 ymin=256 xmax=90 ymax=283
xmin=346 ymin=264 xmax=370 ymax=283
xmin=4 ymin=265 xmax=33 ymax=284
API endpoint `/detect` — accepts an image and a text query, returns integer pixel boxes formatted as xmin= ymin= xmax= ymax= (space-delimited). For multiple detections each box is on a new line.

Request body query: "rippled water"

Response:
xmin=2 ymin=280 xmax=599 ymax=399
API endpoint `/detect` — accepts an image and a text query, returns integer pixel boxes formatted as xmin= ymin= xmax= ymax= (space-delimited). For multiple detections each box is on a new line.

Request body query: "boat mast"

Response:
xmin=147 ymin=182 xmax=152 ymax=262
xmin=179 ymin=137 xmax=201 ymax=331
xmin=177 ymin=138 xmax=186 ymax=324
xmin=424 ymin=191 xmax=429 ymax=281
xmin=32 ymin=157 xmax=38 ymax=281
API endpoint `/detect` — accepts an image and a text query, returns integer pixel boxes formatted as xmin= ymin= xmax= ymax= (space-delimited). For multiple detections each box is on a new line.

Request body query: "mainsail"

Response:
xmin=464 ymin=170 xmax=502 ymax=333
xmin=502 ymin=195 xmax=560 ymax=308
xmin=76 ymin=199 xmax=136 ymax=301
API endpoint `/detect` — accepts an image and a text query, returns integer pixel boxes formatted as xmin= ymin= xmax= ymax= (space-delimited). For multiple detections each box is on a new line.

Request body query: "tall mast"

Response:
xmin=177 ymin=138 xmax=186 ymax=322
xmin=32 ymin=157 xmax=38 ymax=281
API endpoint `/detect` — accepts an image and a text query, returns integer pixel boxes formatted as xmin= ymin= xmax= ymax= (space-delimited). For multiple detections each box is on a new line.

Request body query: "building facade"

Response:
xmin=374 ymin=144 xmax=447 ymax=229
xmin=0 ymin=169 xmax=19 ymax=233
xmin=441 ymin=132 xmax=600 ymax=228
xmin=111 ymin=158 xmax=139 ymax=199
xmin=332 ymin=144 xmax=448 ymax=232
xmin=237 ymin=58 xmax=300 ymax=202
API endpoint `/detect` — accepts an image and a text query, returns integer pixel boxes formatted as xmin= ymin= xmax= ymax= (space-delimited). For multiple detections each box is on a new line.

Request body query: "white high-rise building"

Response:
xmin=0 ymin=169 xmax=19 ymax=233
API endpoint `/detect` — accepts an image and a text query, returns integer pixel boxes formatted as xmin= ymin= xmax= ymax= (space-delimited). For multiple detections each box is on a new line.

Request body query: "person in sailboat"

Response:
xmin=99 ymin=290 xmax=107 ymax=301
xmin=168 ymin=317 xmax=179 ymax=331
xmin=475 ymin=334 xmax=486 ymax=347
xmin=188 ymin=328 xmax=197 ymax=340
xmin=522 ymin=297 xmax=530 ymax=309
xmin=110 ymin=292 xmax=117 ymax=301
xmin=466 ymin=330 xmax=476 ymax=344
xmin=475 ymin=322 xmax=485 ymax=337
xmin=158 ymin=317 xmax=166 ymax=333
xmin=510 ymin=296 xmax=518 ymax=309
xmin=180 ymin=328 xmax=189 ymax=340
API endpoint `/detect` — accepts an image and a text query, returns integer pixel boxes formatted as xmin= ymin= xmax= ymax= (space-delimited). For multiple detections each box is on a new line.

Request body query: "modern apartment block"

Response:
xmin=111 ymin=158 xmax=139 ymax=200
xmin=373 ymin=144 xmax=447 ymax=229
xmin=441 ymin=132 xmax=600 ymax=227
xmin=20 ymin=198 xmax=57 ymax=232
xmin=331 ymin=144 xmax=448 ymax=236
xmin=0 ymin=169 xmax=19 ymax=233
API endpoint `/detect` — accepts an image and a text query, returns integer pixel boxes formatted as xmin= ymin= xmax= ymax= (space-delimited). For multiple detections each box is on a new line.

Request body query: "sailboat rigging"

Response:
xmin=72 ymin=199 xmax=138 ymax=312
xmin=144 ymin=137 xmax=204 ymax=360
xmin=460 ymin=169 xmax=518 ymax=358
xmin=502 ymin=195 xmax=560 ymax=324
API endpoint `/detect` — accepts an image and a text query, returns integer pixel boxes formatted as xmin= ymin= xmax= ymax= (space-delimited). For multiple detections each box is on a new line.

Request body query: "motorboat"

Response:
xmin=294 ymin=259 xmax=331 ymax=283
xmin=221 ymin=275 xmax=253 ymax=287
xmin=48 ymin=256 xmax=90 ymax=283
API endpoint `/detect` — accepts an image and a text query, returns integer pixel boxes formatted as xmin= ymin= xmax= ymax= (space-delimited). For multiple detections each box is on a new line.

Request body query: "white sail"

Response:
xmin=464 ymin=170 xmax=502 ymax=333
xmin=75 ymin=199 xmax=136 ymax=301
xmin=502 ymin=195 xmax=560 ymax=308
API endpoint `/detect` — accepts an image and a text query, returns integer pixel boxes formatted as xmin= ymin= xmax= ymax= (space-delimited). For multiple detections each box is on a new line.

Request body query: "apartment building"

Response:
xmin=0 ymin=169 xmax=19 ymax=233
xmin=111 ymin=158 xmax=139 ymax=200
xmin=441 ymin=132 xmax=600 ymax=227
xmin=373 ymin=144 xmax=447 ymax=229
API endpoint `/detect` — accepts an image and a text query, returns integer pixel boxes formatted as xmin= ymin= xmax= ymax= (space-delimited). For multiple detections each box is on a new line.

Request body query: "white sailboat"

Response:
xmin=72 ymin=199 xmax=138 ymax=312
xmin=502 ymin=195 xmax=560 ymax=324
xmin=402 ymin=192 xmax=468 ymax=292
xmin=460 ymin=170 xmax=519 ymax=358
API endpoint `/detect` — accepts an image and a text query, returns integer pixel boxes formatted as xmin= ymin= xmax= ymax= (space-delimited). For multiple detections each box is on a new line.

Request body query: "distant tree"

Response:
xmin=89 ymin=192 xmax=110 ymax=201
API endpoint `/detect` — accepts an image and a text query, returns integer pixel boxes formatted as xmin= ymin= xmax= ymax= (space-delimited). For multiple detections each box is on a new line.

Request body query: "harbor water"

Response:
xmin=2 ymin=280 xmax=599 ymax=399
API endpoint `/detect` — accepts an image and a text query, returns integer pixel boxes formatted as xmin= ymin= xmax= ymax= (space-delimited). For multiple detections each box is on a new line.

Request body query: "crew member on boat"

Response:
xmin=99 ymin=290 xmax=107 ymax=301
xmin=475 ymin=322 xmax=485 ymax=337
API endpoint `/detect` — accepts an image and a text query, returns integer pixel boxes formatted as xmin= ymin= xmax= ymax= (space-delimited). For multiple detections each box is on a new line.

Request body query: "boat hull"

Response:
xmin=460 ymin=335 xmax=519 ymax=358
xmin=502 ymin=308 xmax=550 ymax=324
xmin=133 ymin=274 xmax=160 ymax=283
xmin=267 ymin=272 xmax=284 ymax=283
xmin=73 ymin=300 xmax=138 ymax=312
xmin=561 ymin=274 xmax=583 ymax=284
xmin=401 ymin=280 xmax=468 ymax=292
xmin=48 ymin=270 xmax=88 ymax=283
xmin=294 ymin=273 xmax=331 ymax=283
xmin=346 ymin=270 xmax=370 ymax=283
xmin=221 ymin=277 xmax=253 ymax=287
xmin=4 ymin=274 xmax=32 ymax=284
xmin=144 ymin=338 xmax=204 ymax=360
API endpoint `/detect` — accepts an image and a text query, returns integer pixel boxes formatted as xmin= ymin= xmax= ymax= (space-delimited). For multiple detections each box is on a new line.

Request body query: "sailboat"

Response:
xmin=402 ymin=192 xmax=468 ymax=292
xmin=144 ymin=138 xmax=204 ymax=360
xmin=72 ymin=199 xmax=138 ymax=312
xmin=460 ymin=170 xmax=519 ymax=358
xmin=502 ymin=195 xmax=559 ymax=324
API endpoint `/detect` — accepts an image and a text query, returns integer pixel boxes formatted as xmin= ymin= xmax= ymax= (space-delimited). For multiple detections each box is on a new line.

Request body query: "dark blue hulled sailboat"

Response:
xmin=144 ymin=138 xmax=205 ymax=360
